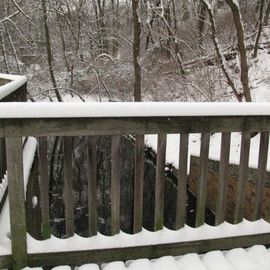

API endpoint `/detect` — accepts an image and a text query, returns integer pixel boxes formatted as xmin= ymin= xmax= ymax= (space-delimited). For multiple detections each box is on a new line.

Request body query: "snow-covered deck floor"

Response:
xmin=26 ymin=219 xmax=270 ymax=254
xmin=23 ymin=245 xmax=270 ymax=270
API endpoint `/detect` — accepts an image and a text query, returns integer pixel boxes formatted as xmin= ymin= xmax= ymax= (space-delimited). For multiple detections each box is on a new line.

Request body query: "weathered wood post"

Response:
xmin=6 ymin=137 xmax=28 ymax=269
xmin=0 ymin=81 xmax=27 ymax=183
xmin=39 ymin=137 xmax=51 ymax=239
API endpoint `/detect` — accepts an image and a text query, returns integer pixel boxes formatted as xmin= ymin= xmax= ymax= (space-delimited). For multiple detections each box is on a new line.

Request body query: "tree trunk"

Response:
xmin=225 ymin=0 xmax=252 ymax=102
xmin=253 ymin=0 xmax=264 ymax=58
xmin=197 ymin=2 xmax=207 ymax=53
xmin=201 ymin=0 xmax=242 ymax=101
xmin=0 ymin=31 xmax=10 ymax=74
xmin=132 ymin=0 xmax=141 ymax=102
xmin=263 ymin=1 xmax=270 ymax=25
xmin=41 ymin=0 xmax=62 ymax=102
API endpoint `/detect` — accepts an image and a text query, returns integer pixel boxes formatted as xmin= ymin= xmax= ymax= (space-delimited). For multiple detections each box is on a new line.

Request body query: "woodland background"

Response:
xmin=0 ymin=0 xmax=269 ymax=103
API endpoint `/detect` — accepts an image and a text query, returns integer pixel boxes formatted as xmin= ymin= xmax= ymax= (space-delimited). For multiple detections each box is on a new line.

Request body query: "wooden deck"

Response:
xmin=0 ymin=75 xmax=270 ymax=269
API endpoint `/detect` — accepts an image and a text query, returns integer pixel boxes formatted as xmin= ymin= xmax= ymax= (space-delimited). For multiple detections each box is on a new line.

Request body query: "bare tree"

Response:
xmin=263 ymin=1 xmax=270 ymax=25
xmin=132 ymin=0 xmax=141 ymax=101
xmin=41 ymin=0 xmax=62 ymax=102
xmin=225 ymin=0 xmax=252 ymax=102
xmin=253 ymin=0 xmax=265 ymax=58
xmin=197 ymin=1 xmax=207 ymax=53
xmin=201 ymin=0 xmax=242 ymax=101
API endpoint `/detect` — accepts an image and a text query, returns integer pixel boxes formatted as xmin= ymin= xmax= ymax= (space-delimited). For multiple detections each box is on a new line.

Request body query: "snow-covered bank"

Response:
xmin=146 ymin=131 xmax=267 ymax=172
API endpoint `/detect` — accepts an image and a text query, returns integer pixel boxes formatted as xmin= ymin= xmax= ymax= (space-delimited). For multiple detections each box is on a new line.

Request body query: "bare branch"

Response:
xmin=0 ymin=11 xmax=20 ymax=24
xmin=11 ymin=0 xmax=31 ymax=22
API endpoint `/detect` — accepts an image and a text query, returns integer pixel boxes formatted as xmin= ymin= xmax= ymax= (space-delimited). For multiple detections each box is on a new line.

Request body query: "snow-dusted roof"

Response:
xmin=0 ymin=102 xmax=270 ymax=118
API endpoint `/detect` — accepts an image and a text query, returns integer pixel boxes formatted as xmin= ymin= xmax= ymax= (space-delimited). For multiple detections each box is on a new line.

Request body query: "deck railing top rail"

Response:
xmin=0 ymin=102 xmax=270 ymax=118
xmin=1 ymin=78 xmax=270 ymax=269
xmin=1 ymin=102 xmax=270 ymax=137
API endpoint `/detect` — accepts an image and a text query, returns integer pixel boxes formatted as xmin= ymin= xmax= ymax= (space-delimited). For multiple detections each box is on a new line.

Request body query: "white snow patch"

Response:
xmin=247 ymin=245 xmax=270 ymax=269
xmin=126 ymin=259 xmax=152 ymax=270
xmin=28 ymin=219 xmax=270 ymax=254
xmin=225 ymin=247 xmax=267 ymax=270
xmin=152 ymin=256 xmax=179 ymax=270
xmin=32 ymin=196 xmax=38 ymax=208
xmin=145 ymin=132 xmax=268 ymax=172
xmin=51 ymin=266 xmax=71 ymax=270
xmin=176 ymin=253 xmax=208 ymax=270
xmin=22 ymin=267 xmax=43 ymax=270
xmin=102 ymin=261 xmax=126 ymax=270
xmin=78 ymin=264 xmax=100 ymax=270
xmin=1 ymin=102 xmax=270 ymax=118
xmin=0 ymin=175 xmax=8 ymax=203
xmin=202 ymin=250 xmax=235 ymax=270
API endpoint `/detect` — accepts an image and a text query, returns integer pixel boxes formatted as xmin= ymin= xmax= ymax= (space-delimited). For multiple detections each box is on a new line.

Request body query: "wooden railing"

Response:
xmin=1 ymin=102 xmax=270 ymax=269
xmin=0 ymin=74 xmax=27 ymax=215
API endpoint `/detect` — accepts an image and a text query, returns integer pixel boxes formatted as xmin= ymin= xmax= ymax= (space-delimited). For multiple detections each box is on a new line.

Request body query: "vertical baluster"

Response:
xmin=254 ymin=132 xmax=269 ymax=220
xmin=195 ymin=132 xmax=210 ymax=228
xmin=215 ymin=132 xmax=231 ymax=225
xmin=133 ymin=135 xmax=144 ymax=233
xmin=87 ymin=136 xmax=97 ymax=236
xmin=234 ymin=132 xmax=251 ymax=224
xmin=111 ymin=135 xmax=121 ymax=235
xmin=63 ymin=136 xmax=74 ymax=237
xmin=154 ymin=134 xmax=167 ymax=231
xmin=0 ymin=138 xmax=6 ymax=182
xmin=175 ymin=133 xmax=189 ymax=230
xmin=6 ymin=137 xmax=27 ymax=269
xmin=39 ymin=137 xmax=50 ymax=239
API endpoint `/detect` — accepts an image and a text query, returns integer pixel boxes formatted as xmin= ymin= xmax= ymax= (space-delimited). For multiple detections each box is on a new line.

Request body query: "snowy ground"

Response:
xmin=145 ymin=46 xmax=270 ymax=172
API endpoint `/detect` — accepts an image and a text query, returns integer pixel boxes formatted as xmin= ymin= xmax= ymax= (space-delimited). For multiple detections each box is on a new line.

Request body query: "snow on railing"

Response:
xmin=1 ymin=100 xmax=270 ymax=269
xmin=0 ymin=102 xmax=269 ymax=118
xmin=0 ymin=73 xmax=27 ymax=101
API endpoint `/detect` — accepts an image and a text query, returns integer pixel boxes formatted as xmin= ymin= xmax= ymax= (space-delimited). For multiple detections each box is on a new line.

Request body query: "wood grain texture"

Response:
xmin=154 ymin=134 xmax=167 ymax=231
xmin=0 ymin=138 xmax=6 ymax=182
xmin=6 ymin=137 xmax=27 ymax=269
xmin=111 ymin=135 xmax=121 ymax=235
xmin=254 ymin=132 xmax=269 ymax=220
xmin=38 ymin=137 xmax=50 ymax=239
xmin=1 ymin=82 xmax=27 ymax=102
xmin=133 ymin=135 xmax=144 ymax=233
xmin=1 ymin=116 xmax=270 ymax=137
xmin=175 ymin=133 xmax=189 ymax=229
xmin=0 ymin=255 xmax=12 ymax=269
xmin=215 ymin=132 xmax=231 ymax=225
xmin=87 ymin=136 xmax=97 ymax=236
xmin=63 ymin=136 xmax=74 ymax=237
xmin=26 ymin=154 xmax=42 ymax=240
xmin=234 ymin=132 xmax=251 ymax=224
xmin=195 ymin=133 xmax=210 ymax=227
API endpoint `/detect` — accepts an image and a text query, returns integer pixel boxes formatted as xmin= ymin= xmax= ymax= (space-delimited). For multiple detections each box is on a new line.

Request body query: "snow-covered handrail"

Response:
xmin=0 ymin=102 xmax=269 ymax=118
xmin=0 ymin=74 xmax=27 ymax=186
xmin=0 ymin=73 xmax=27 ymax=101
xmin=0 ymin=102 xmax=270 ymax=137
xmin=2 ymin=100 xmax=270 ymax=269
